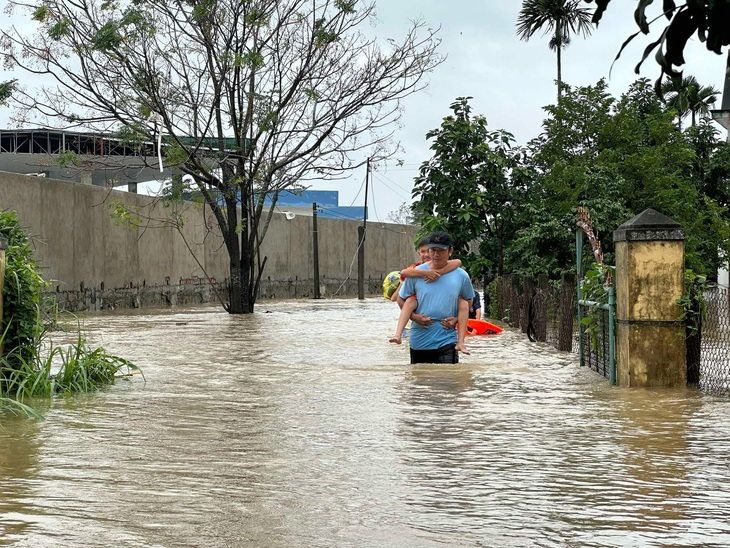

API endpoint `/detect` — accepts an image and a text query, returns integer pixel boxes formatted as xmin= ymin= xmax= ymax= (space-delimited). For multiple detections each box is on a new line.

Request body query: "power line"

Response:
xmin=346 ymin=174 xmax=367 ymax=207
xmin=373 ymin=170 xmax=414 ymax=195
xmin=380 ymin=161 xmax=422 ymax=167
xmin=371 ymin=172 xmax=411 ymax=202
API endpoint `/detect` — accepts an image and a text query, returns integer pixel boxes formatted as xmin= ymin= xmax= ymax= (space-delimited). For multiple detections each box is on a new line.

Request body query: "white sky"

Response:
xmin=1 ymin=1 xmax=727 ymax=222
xmin=307 ymin=0 xmax=729 ymax=223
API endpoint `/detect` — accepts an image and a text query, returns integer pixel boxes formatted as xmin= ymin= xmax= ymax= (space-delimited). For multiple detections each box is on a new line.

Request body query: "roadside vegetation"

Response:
xmin=411 ymin=77 xmax=730 ymax=287
xmin=1 ymin=210 xmax=142 ymax=418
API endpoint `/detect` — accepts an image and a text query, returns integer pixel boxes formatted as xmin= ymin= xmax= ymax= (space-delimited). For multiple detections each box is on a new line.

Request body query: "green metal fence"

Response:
xmin=576 ymin=230 xmax=616 ymax=385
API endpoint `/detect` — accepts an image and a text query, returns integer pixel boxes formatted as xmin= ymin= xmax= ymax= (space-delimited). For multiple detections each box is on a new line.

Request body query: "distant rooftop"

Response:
xmin=0 ymin=128 xmax=246 ymax=186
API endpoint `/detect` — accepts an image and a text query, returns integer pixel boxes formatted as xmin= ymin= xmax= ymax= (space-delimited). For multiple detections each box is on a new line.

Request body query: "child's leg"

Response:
xmin=390 ymin=297 xmax=418 ymax=344
xmin=455 ymin=298 xmax=471 ymax=355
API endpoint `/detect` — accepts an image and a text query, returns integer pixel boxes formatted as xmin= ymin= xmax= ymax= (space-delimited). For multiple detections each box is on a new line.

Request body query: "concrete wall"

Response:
xmin=0 ymin=171 xmax=419 ymax=309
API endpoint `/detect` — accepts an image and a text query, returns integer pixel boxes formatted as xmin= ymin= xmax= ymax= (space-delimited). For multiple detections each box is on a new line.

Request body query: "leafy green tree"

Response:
xmin=516 ymin=0 xmax=594 ymax=99
xmin=693 ymin=125 xmax=730 ymax=209
xmin=1 ymin=0 xmax=441 ymax=314
xmin=518 ymin=77 xmax=730 ymax=278
xmin=408 ymin=80 xmax=730 ymax=282
xmin=412 ymin=97 xmax=529 ymax=280
xmin=661 ymin=75 xmax=720 ymax=128
xmin=519 ymin=79 xmax=619 ymax=274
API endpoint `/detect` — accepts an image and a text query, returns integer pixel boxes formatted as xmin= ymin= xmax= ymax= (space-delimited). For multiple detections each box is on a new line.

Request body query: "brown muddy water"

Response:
xmin=1 ymin=298 xmax=730 ymax=548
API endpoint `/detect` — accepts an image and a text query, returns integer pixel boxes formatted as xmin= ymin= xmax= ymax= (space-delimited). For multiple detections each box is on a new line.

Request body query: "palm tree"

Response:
xmin=661 ymin=75 xmax=720 ymax=129
xmin=516 ymin=0 xmax=594 ymax=101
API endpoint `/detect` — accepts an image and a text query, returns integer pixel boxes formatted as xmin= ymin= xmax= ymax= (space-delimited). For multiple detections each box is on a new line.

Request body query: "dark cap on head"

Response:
xmin=428 ymin=231 xmax=453 ymax=249
xmin=416 ymin=236 xmax=430 ymax=248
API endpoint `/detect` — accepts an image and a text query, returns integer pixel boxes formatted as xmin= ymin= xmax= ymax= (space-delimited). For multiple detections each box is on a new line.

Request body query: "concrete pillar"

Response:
xmin=128 ymin=182 xmax=138 ymax=194
xmin=0 ymin=235 xmax=7 ymax=355
xmin=613 ymin=209 xmax=686 ymax=387
xmin=80 ymin=171 xmax=93 ymax=185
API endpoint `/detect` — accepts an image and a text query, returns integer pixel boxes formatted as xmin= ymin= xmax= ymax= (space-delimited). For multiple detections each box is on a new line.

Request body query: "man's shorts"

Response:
xmin=410 ymin=344 xmax=459 ymax=364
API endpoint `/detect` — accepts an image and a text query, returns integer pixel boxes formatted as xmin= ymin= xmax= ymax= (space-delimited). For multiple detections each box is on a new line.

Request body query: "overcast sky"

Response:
xmin=1 ymin=1 xmax=727 ymax=223
xmin=308 ymin=0 xmax=729 ymax=224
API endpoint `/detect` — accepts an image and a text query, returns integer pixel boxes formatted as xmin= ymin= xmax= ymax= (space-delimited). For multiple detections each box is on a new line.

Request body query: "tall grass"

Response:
xmin=0 ymin=329 xmax=143 ymax=416
xmin=2 ymin=210 xmax=142 ymax=418
xmin=0 ymin=396 xmax=44 ymax=418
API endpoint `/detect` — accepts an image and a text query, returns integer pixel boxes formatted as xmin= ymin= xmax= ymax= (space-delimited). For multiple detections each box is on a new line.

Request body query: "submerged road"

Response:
xmin=1 ymin=298 xmax=729 ymax=547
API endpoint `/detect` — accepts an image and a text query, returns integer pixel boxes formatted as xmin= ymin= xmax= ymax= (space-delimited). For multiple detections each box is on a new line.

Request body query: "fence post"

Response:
xmin=608 ymin=285 xmax=616 ymax=385
xmin=357 ymin=225 xmax=365 ymax=300
xmin=686 ymin=295 xmax=702 ymax=385
xmin=495 ymin=275 xmax=506 ymax=321
xmin=559 ymin=273 xmax=576 ymax=352
xmin=0 ymin=235 xmax=7 ymax=356
xmin=312 ymin=202 xmax=321 ymax=299
xmin=536 ymin=274 xmax=549 ymax=342
xmin=614 ymin=209 xmax=686 ymax=387
xmin=522 ymin=276 xmax=535 ymax=333
xmin=576 ymin=228 xmax=584 ymax=364
xmin=510 ymin=275 xmax=520 ymax=327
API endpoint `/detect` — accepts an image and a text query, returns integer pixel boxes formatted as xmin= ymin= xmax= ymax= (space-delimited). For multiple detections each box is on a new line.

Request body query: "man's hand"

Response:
xmin=423 ymin=270 xmax=440 ymax=283
xmin=411 ymin=313 xmax=434 ymax=327
xmin=441 ymin=316 xmax=457 ymax=329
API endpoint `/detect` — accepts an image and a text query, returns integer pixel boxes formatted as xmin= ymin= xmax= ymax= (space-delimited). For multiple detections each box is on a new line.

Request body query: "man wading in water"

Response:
xmin=398 ymin=231 xmax=475 ymax=364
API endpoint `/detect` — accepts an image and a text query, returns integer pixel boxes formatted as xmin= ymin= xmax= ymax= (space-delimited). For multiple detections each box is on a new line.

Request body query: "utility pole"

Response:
xmin=357 ymin=158 xmax=370 ymax=300
xmin=711 ymin=51 xmax=730 ymax=289
xmin=710 ymin=50 xmax=730 ymax=141
xmin=312 ymin=202 xmax=321 ymax=299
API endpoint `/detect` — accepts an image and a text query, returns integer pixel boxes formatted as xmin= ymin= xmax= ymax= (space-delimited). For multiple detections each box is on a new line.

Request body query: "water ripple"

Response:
xmin=1 ymin=298 xmax=729 ymax=547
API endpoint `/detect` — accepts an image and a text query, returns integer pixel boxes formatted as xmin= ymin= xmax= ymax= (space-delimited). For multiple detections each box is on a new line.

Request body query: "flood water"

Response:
xmin=2 ymin=298 xmax=730 ymax=547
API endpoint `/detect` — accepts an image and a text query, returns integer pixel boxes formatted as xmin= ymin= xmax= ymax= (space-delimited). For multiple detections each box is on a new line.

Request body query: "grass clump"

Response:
xmin=1 ymin=331 xmax=143 ymax=401
xmin=1 ymin=210 xmax=142 ymax=417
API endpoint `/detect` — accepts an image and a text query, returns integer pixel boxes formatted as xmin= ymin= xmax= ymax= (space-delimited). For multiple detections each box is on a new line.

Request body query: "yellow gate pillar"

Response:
xmin=613 ymin=209 xmax=686 ymax=387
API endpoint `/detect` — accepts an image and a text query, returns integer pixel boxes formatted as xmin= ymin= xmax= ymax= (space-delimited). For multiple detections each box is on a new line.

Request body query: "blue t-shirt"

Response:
xmin=399 ymin=264 xmax=475 ymax=350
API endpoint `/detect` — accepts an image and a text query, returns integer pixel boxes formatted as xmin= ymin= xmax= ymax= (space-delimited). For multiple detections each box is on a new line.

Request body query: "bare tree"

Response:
xmin=387 ymin=202 xmax=416 ymax=225
xmin=1 ymin=0 xmax=441 ymax=313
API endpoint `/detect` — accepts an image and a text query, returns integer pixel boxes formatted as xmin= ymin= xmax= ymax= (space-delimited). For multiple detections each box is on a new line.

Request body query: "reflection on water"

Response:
xmin=1 ymin=298 xmax=730 ymax=547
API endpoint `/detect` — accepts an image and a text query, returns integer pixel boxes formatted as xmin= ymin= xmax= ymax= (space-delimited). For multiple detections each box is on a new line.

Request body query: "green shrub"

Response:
xmin=1 ymin=210 xmax=141 ymax=416
xmin=1 ymin=210 xmax=47 ymax=366
xmin=1 ymin=332 xmax=143 ymax=401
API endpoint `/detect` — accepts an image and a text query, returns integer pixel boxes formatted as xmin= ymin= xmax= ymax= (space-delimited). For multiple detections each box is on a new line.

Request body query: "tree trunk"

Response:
xmin=228 ymin=259 xmax=246 ymax=314
xmin=240 ymin=235 xmax=254 ymax=314
xmin=555 ymin=20 xmax=563 ymax=102
xmin=556 ymin=47 xmax=562 ymax=102
xmin=227 ymin=238 xmax=254 ymax=314
xmin=497 ymin=222 xmax=505 ymax=276
xmin=223 ymin=194 xmax=249 ymax=314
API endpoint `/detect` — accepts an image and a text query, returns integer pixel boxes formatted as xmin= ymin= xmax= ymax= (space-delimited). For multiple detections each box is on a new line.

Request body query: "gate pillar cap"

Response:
xmin=0 ymin=235 xmax=7 ymax=250
xmin=613 ymin=208 xmax=685 ymax=242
